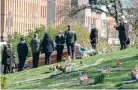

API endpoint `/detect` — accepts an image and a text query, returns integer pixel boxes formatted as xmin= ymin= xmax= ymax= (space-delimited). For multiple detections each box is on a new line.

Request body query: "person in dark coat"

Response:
xmin=17 ymin=37 xmax=28 ymax=71
xmin=55 ymin=31 xmax=65 ymax=63
xmin=2 ymin=45 xmax=11 ymax=74
xmin=42 ymin=33 xmax=54 ymax=65
xmin=116 ymin=19 xmax=129 ymax=50
xmin=90 ymin=24 xmax=98 ymax=50
xmin=30 ymin=33 xmax=41 ymax=68
xmin=64 ymin=25 xmax=77 ymax=59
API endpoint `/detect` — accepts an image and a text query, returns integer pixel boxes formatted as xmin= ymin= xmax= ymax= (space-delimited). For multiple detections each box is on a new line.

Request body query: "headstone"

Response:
xmin=122 ymin=80 xmax=137 ymax=84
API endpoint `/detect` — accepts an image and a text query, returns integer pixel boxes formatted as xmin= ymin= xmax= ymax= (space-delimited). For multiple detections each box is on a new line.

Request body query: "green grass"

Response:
xmin=5 ymin=48 xmax=138 ymax=89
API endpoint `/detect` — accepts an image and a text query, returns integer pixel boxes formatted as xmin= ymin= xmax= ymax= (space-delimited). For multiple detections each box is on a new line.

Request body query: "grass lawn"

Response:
xmin=5 ymin=48 xmax=138 ymax=89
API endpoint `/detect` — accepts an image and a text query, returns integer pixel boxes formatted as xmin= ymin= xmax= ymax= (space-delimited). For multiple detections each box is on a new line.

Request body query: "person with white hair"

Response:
xmin=115 ymin=16 xmax=130 ymax=50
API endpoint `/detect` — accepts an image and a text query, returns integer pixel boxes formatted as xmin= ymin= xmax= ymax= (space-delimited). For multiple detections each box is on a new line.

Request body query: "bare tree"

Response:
xmin=124 ymin=0 xmax=138 ymax=46
xmin=56 ymin=0 xmax=123 ymax=24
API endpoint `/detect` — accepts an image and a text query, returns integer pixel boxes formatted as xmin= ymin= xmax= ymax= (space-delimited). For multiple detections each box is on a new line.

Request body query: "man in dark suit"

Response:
xmin=116 ymin=19 xmax=129 ymax=50
xmin=90 ymin=24 xmax=98 ymax=50
xmin=64 ymin=25 xmax=77 ymax=59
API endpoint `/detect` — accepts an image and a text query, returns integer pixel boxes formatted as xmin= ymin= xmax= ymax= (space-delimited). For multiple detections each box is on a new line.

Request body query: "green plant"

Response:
xmin=1 ymin=75 xmax=7 ymax=89
xmin=94 ymin=73 xmax=105 ymax=84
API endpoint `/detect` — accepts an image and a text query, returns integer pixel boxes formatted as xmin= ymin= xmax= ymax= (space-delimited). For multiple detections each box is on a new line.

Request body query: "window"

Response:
xmin=43 ymin=6 xmax=45 ymax=18
xmin=41 ymin=6 xmax=43 ymax=18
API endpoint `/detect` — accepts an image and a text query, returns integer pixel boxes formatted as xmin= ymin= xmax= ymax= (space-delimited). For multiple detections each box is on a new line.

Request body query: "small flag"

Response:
xmin=80 ymin=74 xmax=88 ymax=81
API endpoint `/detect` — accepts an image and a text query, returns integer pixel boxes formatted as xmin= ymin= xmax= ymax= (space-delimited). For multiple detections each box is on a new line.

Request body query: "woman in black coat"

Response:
xmin=42 ymin=33 xmax=54 ymax=65
xmin=17 ymin=37 xmax=28 ymax=71
xmin=55 ymin=31 xmax=65 ymax=62
xmin=2 ymin=45 xmax=11 ymax=74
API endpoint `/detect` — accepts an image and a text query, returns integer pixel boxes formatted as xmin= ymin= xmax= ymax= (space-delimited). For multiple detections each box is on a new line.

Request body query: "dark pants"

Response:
xmin=18 ymin=56 xmax=26 ymax=71
xmin=91 ymin=43 xmax=96 ymax=50
xmin=67 ymin=43 xmax=75 ymax=59
xmin=32 ymin=52 xmax=39 ymax=68
xmin=45 ymin=52 xmax=52 ymax=65
xmin=3 ymin=64 xmax=10 ymax=74
xmin=119 ymin=38 xmax=127 ymax=50
xmin=56 ymin=45 xmax=64 ymax=62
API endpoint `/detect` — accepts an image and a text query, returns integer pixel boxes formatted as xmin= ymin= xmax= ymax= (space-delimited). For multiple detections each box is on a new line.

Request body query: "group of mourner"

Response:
xmin=2 ymin=18 xmax=130 ymax=74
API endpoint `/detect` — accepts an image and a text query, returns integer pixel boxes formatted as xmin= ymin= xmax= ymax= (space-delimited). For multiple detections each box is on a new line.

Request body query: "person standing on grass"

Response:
xmin=90 ymin=24 xmax=98 ymax=50
xmin=64 ymin=25 xmax=77 ymax=59
xmin=2 ymin=45 xmax=11 ymax=74
xmin=55 ymin=31 xmax=65 ymax=63
xmin=42 ymin=33 xmax=54 ymax=65
xmin=17 ymin=37 xmax=28 ymax=71
xmin=30 ymin=33 xmax=41 ymax=68
xmin=115 ymin=18 xmax=129 ymax=50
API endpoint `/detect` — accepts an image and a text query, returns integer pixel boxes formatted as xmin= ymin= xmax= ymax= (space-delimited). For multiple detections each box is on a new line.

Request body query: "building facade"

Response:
xmin=1 ymin=0 xmax=47 ymax=40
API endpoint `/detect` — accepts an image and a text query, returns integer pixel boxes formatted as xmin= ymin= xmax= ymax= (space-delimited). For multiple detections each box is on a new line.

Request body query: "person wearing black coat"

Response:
xmin=2 ymin=45 xmax=11 ymax=74
xmin=17 ymin=37 xmax=28 ymax=71
xmin=90 ymin=24 xmax=98 ymax=50
xmin=42 ymin=33 xmax=54 ymax=65
xmin=116 ymin=20 xmax=129 ymax=50
xmin=64 ymin=25 xmax=77 ymax=59
xmin=55 ymin=31 xmax=65 ymax=63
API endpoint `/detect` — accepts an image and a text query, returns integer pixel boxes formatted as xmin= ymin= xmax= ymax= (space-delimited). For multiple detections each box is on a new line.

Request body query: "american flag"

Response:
xmin=80 ymin=74 xmax=88 ymax=81
xmin=103 ymin=67 xmax=111 ymax=73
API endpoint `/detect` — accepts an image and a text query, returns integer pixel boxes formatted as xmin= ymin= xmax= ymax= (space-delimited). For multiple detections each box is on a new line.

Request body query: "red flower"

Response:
xmin=116 ymin=61 xmax=120 ymax=67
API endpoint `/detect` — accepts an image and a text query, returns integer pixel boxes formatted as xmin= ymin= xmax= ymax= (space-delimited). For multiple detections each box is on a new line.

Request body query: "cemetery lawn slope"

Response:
xmin=6 ymin=48 xmax=138 ymax=89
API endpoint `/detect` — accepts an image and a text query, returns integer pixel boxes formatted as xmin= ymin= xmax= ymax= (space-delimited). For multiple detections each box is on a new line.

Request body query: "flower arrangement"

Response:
xmin=130 ymin=63 xmax=138 ymax=80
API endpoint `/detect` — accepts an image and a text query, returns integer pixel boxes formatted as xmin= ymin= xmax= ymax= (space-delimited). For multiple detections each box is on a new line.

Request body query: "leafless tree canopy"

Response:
xmin=56 ymin=0 xmax=123 ymax=23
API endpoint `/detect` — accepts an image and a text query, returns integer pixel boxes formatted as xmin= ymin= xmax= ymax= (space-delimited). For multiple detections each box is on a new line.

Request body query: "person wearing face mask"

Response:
xmin=115 ymin=18 xmax=129 ymax=50
xmin=55 ymin=31 xmax=65 ymax=62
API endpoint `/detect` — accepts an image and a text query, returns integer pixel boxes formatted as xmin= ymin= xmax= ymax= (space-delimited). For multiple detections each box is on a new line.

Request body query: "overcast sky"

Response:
xmin=121 ymin=0 xmax=133 ymax=8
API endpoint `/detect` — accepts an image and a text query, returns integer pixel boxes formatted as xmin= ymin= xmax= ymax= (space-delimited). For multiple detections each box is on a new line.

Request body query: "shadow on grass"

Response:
xmin=41 ymin=71 xmax=50 ymax=74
